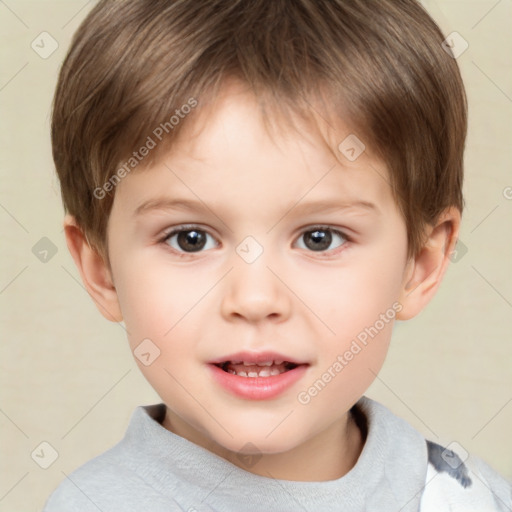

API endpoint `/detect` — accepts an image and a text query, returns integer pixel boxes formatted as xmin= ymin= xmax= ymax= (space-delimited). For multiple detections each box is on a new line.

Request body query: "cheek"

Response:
xmin=305 ymin=251 xmax=405 ymax=338
xmin=113 ymin=262 xmax=207 ymax=401
xmin=114 ymin=257 xmax=220 ymax=357
xmin=113 ymin=260 xmax=178 ymax=346
xmin=298 ymin=248 xmax=404 ymax=396
xmin=298 ymin=285 xmax=398 ymax=413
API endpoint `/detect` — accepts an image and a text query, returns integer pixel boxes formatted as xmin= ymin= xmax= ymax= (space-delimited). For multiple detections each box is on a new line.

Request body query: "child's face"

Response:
xmin=106 ymin=81 xmax=411 ymax=465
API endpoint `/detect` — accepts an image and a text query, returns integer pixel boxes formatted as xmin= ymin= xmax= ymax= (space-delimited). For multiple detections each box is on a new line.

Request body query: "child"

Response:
xmin=44 ymin=0 xmax=511 ymax=510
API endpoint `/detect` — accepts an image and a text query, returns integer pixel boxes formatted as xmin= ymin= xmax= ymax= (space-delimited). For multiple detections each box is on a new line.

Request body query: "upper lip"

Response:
xmin=208 ymin=351 xmax=309 ymax=365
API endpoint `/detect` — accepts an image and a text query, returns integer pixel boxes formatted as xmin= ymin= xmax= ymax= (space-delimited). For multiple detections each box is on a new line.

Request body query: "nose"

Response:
xmin=220 ymin=253 xmax=292 ymax=324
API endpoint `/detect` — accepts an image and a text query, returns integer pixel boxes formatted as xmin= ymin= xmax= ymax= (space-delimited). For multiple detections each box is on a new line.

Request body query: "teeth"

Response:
xmin=229 ymin=367 xmax=288 ymax=377
xmin=242 ymin=361 xmax=274 ymax=366
xmin=220 ymin=359 xmax=300 ymax=377
xmin=235 ymin=360 xmax=285 ymax=366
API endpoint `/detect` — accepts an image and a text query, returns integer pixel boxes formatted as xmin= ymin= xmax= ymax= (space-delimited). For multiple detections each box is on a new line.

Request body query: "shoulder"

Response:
xmin=42 ymin=451 xmax=173 ymax=512
xmin=355 ymin=397 xmax=511 ymax=511
xmin=43 ymin=404 xmax=183 ymax=512
xmin=419 ymin=440 xmax=512 ymax=511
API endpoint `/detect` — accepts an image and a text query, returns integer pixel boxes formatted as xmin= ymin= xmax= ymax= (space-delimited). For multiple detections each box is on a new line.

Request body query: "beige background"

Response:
xmin=1 ymin=1 xmax=511 ymax=510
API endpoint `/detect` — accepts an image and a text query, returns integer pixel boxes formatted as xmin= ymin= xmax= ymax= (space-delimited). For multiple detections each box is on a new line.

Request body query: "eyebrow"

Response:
xmin=134 ymin=197 xmax=378 ymax=217
xmin=134 ymin=198 xmax=210 ymax=217
xmin=291 ymin=199 xmax=378 ymax=215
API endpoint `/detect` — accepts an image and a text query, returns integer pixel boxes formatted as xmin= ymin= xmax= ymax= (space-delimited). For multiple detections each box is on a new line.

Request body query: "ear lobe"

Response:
xmin=397 ymin=208 xmax=461 ymax=321
xmin=63 ymin=215 xmax=123 ymax=322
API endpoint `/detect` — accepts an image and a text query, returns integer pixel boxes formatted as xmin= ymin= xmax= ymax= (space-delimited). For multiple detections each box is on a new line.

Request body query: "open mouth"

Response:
xmin=209 ymin=354 xmax=310 ymax=399
xmin=214 ymin=360 xmax=300 ymax=378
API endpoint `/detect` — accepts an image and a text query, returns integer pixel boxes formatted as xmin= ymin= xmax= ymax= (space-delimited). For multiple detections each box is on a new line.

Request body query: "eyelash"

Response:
xmin=158 ymin=224 xmax=351 ymax=259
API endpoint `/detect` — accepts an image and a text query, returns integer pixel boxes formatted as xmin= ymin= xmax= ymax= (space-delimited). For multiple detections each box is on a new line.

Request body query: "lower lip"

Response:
xmin=208 ymin=364 xmax=308 ymax=400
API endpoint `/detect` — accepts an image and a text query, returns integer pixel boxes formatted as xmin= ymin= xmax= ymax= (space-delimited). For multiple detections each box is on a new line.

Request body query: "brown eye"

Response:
xmin=164 ymin=228 xmax=216 ymax=253
xmin=297 ymin=228 xmax=346 ymax=252
xmin=176 ymin=230 xmax=206 ymax=252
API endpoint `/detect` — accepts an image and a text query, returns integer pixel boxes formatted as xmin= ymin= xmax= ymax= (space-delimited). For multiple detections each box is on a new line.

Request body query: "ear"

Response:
xmin=397 ymin=207 xmax=461 ymax=320
xmin=63 ymin=215 xmax=123 ymax=322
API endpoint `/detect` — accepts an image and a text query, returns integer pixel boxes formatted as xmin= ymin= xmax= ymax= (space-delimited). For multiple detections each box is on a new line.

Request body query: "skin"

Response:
xmin=64 ymin=79 xmax=460 ymax=482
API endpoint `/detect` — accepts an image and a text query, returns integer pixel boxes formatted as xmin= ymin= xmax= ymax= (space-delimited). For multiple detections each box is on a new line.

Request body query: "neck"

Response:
xmin=163 ymin=409 xmax=364 ymax=482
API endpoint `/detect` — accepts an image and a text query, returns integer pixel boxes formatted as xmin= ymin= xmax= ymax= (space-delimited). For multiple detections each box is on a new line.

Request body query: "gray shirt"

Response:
xmin=43 ymin=396 xmax=511 ymax=511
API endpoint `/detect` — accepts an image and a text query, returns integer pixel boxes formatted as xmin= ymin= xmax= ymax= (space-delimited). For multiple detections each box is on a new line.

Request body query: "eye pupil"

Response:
xmin=304 ymin=229 xmax=332 ymax=251
xmin=168 ymin=227 xmax=343 ymax=255
xmin=177 ymin=230 xmax=206 ymax=252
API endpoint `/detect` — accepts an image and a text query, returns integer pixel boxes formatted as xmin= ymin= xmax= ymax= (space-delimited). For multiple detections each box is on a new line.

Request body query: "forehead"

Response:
xmin=113 ymin=81 xmax=396 ymax=220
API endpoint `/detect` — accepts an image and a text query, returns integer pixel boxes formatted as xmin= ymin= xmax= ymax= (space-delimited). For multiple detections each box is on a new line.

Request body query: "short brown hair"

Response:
xmin=52 ymin=0 xmax=467 ymax=262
